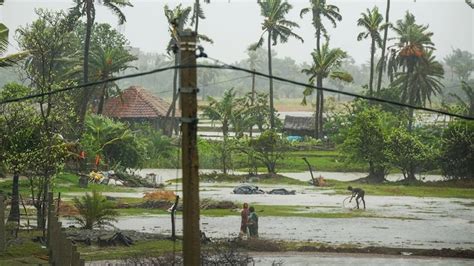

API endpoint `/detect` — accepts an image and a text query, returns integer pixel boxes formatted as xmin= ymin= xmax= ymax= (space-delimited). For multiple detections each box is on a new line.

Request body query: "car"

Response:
xmin=233 ymin=184 xmax=265 ymax=194
xmin=267 ymin=188 xmax=296 ymax=195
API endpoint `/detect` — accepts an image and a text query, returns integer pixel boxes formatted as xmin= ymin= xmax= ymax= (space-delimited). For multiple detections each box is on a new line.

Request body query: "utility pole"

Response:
xmin=179 ymin=30 xmax=200 ymax=265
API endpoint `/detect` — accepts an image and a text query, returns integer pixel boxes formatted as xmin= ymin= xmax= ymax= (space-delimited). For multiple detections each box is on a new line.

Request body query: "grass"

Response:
xmin=233 ymin=149 xmax=367 ymax=173
xmin=78 ymin=239 xmax=180 ymax=261
xmin=200 ymin=205 xmax=419 ymax=220
xmin=0 ymin=231 xmax=48 ymax=264
xmin=198 ymin=173 xmax=307 ymax=185
xmin=325 ymin=179 xmax=474 ymax=199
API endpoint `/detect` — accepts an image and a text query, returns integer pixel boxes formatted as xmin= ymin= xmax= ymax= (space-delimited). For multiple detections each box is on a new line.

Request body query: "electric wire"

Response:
xmin=0 ymin=63 xmax=472 ymax=121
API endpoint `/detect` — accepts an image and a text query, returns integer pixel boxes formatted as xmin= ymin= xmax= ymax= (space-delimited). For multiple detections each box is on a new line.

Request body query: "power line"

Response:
xmin=0 ymin=63 xmax=472 ymax=121
xmin=199 ymin=74 xmax=252 ymax=88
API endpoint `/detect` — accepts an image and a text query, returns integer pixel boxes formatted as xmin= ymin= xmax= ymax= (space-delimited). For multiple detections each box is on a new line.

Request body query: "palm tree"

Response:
xmin=391 ymin=50 xmax=444 ymax=108
xmin=251 ymin=0 xmax=303 ymax=129
xmin=191 ymin=0 xmax=210 ymax=34
xmin=376 ymin=0 xmax=391 ymax=93
xmin=300 ymin=0 xmax=341 ymax=52
xmin=73 ymin=191 xmax=118 ymax=229
xmin=163 ymin=4 xmax=192 ymax=136
xmin=389 ymin=12 xmax=436 ymax=129
xmin=69 ymin=0 xmax=132 ymax=130
xmin=88 ymin=46 xmax=137 ymax=114
xmin=302 ymin=43 xmax=353 ymax=137
xmin=202 ymin=89 xmax=239 ymax=174
xmin=300 ymin=0 xmax=341 ymax=138
xmin=357 ymin=7 xmax=384 ymax=96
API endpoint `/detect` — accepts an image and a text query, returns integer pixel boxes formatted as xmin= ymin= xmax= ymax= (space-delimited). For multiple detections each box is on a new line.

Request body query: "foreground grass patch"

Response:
xmin=78 ymin=239 xmax=180 ymax=261
xmin=201 ymin=204 xmax=417 ymax=220
xmin=0 ymin=231 xmax=48 ymax=264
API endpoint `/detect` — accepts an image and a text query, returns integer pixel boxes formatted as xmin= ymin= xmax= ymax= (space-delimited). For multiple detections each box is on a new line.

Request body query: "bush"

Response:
xmin=440 ymin=120 xmax=474 ymax=179
xmin=73 ymin=191 xmax=118 ymax=229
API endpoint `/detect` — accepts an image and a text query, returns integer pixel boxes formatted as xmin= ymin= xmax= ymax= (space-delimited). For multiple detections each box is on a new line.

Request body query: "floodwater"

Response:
xmin=64 ymin=183 xmax=474 ymax=250
xmin=134 ymin=168 xmax=445 ymax=182
xmin=251 ymin=252 xmax=474 ymax=266
xmin=85 ymin=252 xmax=474 ymax=265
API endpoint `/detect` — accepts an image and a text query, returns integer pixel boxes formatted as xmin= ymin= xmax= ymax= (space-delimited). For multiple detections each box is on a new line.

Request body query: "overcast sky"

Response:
xmin=1 ymin=0 xmax=473 ymax=65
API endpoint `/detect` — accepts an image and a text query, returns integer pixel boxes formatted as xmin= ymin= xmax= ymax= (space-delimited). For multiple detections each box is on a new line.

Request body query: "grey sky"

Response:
xmin=1 ymin=0 xmax=473 ymax=65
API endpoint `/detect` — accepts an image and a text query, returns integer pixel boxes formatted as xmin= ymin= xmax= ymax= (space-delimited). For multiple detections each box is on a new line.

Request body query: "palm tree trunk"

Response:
xmin=315 ymin=77 xmax=322 ymax=139
xmin=267 ymin=31 xmax=275 ymax=130
xmin=315 ymin=28 xmax=323 ymax=138
xmin=319 ymin=86 xmax=324 ymax=138
xmin=377 ymin=0 xmax=390 ymax=93
xmin=406 ymin=65 xmax=415 ymax=131
xmin=7 ymin=173 xmax=20 ymax=225
xmin=165 ymin=53 xmax=179 ymax=136
xmin=194 ymin=0 xmax=200 ymax=33
xmin=369 ymin=38 xmax=375 ymax=96
xmin=97 ymin=84 xmax=107 ymax=115
xmin=250 ymin=71 xmax=255 ymax=137
xmin=78 ymin=1 xmax=94 ymax=132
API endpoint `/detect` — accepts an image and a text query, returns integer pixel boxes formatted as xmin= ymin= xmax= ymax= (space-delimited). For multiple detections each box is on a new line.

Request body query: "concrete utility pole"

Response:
xmin=179 ymin=30 xmax=200 ymax=265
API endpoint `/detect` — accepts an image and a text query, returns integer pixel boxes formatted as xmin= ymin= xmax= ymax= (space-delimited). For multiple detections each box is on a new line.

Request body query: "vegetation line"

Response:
xmin=0 ymin=63 xmax=472 ymax=121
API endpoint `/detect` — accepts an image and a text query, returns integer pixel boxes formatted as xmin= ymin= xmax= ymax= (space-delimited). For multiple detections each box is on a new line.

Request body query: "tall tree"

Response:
xmin=450 ymin=81 xmax=474 ymax=117
xmin=302 ymin=43 xmax=353 ymax=138
xmin=389 ymin=12 xmax=437 ymax=130
xmin=357 ymin=7 xmax=384 ymax=96
xmin=444 ymin=49 xmax=474 ymax=81
xmin=164 ymin=4 xmax=192 ymax=136
xmin=89 ymin=46 xmax=137 ymax=114
xmin=376 ymin=0 xmax=391 ymax=93
xmin=69 ymin=0 xmax=132 ymax=131
xmin=251 ymin=0 xmax=303 ymax=129
xmin=191 ymin=0 xmax=210 ymax=34
xmin=300 ymin=0 xmax=341 ymax=138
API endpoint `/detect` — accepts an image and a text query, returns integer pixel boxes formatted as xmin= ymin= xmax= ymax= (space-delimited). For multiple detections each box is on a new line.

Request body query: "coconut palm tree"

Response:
xmin=357 ymin=6 xmax=384 ymax=96
xmin=391 ymin=50 xmax=444 ymax=109
xmin=88 ymin=46 xmax=137 ymax=114
xmin=300 ymin=0 xmax=341 ymax=52
xmin=163 ymin=4 xmax=192 ymax=136
xmin=300 ymin=0 xmax=341 ymax=138
xmin=251 ymin=0 xmax=303 ymax=129
xmin=302 ymin=43 xmax=353 ymax=137
xmin=389 ymin=12 xmax=437 ymax=129
xmin=376 ymin=0 xmax=391 ymax=93
xmin=69 ymin=0 xmax=133 ymax=130
xmin=191 ymin=0 xmax=210 ymax=34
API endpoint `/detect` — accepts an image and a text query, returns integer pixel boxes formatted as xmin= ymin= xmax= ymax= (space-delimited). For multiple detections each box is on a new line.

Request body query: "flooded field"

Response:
xmin=64 ymin=182 xmax=474 ymax=250
xmin=134 ymin=168 xmax=445 ymax=182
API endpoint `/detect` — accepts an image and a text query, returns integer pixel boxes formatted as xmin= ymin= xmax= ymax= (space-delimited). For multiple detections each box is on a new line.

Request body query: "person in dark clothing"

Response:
xmin=247 ymin=206 xmax=259 ymax=238
xmin=347 ymin=186 xmax=366 ymax=209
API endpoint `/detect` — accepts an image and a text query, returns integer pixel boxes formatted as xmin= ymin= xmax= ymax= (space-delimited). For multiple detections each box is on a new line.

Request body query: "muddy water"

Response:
xmin=64 ymin=182 xmax=474 ymax=249
xmin=135 ymin=169 xmax=444 ymax=182
xmin=252 ymin=252 xmax=474 ymax=265
xmin=64 ymin=173 xmax=472 ymax=250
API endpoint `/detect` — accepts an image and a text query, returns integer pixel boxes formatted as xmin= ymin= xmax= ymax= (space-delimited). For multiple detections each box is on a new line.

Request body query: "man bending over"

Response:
xmin=347 ymin=186 xmax=366 ymax=209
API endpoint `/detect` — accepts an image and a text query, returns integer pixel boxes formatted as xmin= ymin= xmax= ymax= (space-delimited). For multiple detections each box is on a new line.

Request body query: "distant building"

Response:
xmin=103 ymin=86 xmax=179 ymax=133
xmin=283 ymin=115 xmax=315 ymax=137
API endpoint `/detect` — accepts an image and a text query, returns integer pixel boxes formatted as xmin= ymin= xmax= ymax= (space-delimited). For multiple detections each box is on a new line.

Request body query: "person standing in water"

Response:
xmin=239 ymin=203 xmax=249 ymax=238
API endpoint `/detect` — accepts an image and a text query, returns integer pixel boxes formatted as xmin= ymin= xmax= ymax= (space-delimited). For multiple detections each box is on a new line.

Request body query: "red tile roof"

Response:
xmin=103 ymin=86 xmax=180 ymax=118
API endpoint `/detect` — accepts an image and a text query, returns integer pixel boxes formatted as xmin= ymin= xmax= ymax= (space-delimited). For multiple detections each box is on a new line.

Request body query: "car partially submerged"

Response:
xmin=233 ymin=184 xmax=265 ymax=194
xmin=267 ymin=188 xmax=296 ymax=195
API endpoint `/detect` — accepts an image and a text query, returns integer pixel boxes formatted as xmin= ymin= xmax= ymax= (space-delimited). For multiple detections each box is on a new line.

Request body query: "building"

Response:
xmin=103 ymin=86 xmax=179 ymax=133
xmin=283 ymin=115 xmax=315 ymax=137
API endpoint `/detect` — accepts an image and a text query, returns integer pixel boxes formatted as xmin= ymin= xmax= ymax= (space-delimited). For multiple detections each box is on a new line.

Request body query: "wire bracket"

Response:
xmin=179 ymin=87 xmax=200 ymax=94
xmin=180 ymin=41 xmax=197 ymax=51
xmin=180 ymin=117 xmax=199 ymax=124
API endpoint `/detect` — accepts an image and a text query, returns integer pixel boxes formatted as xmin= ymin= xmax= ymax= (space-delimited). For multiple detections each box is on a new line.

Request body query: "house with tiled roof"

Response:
xmin=103 ymin=86 xmax=179 ymax=133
